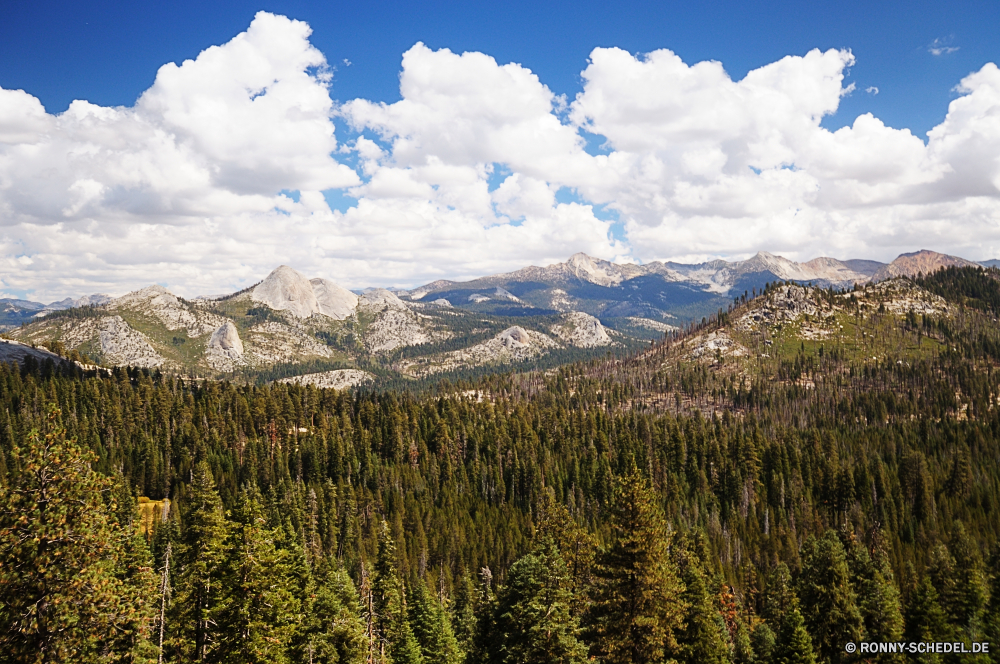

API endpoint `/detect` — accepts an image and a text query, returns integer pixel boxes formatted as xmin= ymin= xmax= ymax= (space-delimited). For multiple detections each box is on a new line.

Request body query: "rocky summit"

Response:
xmin=252 ymin=266 xmax=322 ymax=318
xmin=4 ymin=248 xmax=998 ymax=385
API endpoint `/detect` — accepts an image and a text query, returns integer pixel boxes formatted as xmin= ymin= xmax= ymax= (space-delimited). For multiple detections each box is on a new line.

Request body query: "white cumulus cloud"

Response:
xmin=2 ymin=13 xmax=1000 ymax=301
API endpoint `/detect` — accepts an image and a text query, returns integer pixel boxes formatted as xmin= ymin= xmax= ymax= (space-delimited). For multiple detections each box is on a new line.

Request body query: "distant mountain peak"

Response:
xmin=871 ymin=250 xmax=978 ymax=281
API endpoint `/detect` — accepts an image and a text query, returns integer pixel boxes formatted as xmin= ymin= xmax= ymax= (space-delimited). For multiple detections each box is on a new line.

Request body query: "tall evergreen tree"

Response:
xmin=534 ymin=490 xmax=596 ymax=618
xmin=483 ymin=539 xmax=587 ymax=664
xmin=301 ymin=565 xmax=367 ymax=664
xmin=212 ymin=486 xmax=301 ymax=663
xmin=0 ymin=405 xmax=155 ymax=662
xmin=752 ymin=623 xmax=777 ymax=664
xmin=449 ymin=569 xmax=477 ymax=659
xmin=984 ymin=548 xmax=1000 ymax=664
xmin=673 ymin=533 xmax=729 ymax=664
xmin=797 ymin=531 xmax=864 ymax=663
xmin=904 ymin=576 xmax=950 ymax=664
xmin=169 ymin=461 xmax=228 ymax=661
xmin=676 ymin=560 xmax=730 ymax=664
xmin=586 ymin=471 xmax=686 ymax=664
xmin=408 ymin=579 xmax=461 ymax=664
xmin=774 ymin=607 xmax=817 ymax=664
xmin=841 ymin=530 xmax=904 ymax=649
xmin=373 ymin=521 xmax=423 ymax=664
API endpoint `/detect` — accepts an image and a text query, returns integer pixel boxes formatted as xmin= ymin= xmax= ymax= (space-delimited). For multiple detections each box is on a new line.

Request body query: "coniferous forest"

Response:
xmin=2 ymin=270 xmax=1000 ymax=663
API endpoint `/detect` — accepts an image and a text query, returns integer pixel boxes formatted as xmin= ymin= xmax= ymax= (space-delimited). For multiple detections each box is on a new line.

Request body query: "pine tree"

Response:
xmin=587 ymin=471 xmax=686 ymax=664
xmin=905 ymin=575 xmax=951 ymax=662
xmin=408 ymin=579 xmax=461 ymax=664
xmin=797 ymin=531 xmax=863 ymax=663
xmin=302 ymin=565 xmax=367 ymax=664
xmin=169 ymin=461 xmax=229 ymax=661
xmin=752 ymin=623 xmax=777 ymax=664
xmin=0 ymin=405 xmax=154 ymax=662
xmin=733 ymin=621 xmax=756 ymax=664
xmin=374 ymin=520 xmax=423 ymax=664
xmin=534 ymin=489 xmax=596 ymax=617
xmin=486 ymin=539 xmax=587 ymax=664
xmin=774 ymin=607 xmax=817 ymax=664
xmin=212 ymin=486 xmax=301 ymax=663
xmin=674 ymin=534 xmax=729 ymax=664
xmin=945 ymin=524 xmax=988 ymax=634
xmin=449 ymin=569 xmax=477 ymax=658
xmin=984 ymin=548 xmax=1000 ymax=664
xmin=842 ymin=530 xmax=904 ymax=647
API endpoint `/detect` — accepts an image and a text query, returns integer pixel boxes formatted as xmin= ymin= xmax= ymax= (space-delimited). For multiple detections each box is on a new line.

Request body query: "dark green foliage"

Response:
xmin=374 ymin=521 xmax=423 ymax=664
xmin=1 ymin=271 xmax=1000 ymax=664
xmin=904 ymin=576 xmax=950 ymax=663
xmin=301 ymin=566 xmax=367 ymax=664
xmin=751 ymin=623 xmax=776 ymax=664
xmin=408 ymin=579 xmax=461 ymax=664
xmin=168 ymin=462 xmax=228 ymax=661
xmin=480 ymin=539 xmax=587 ymax=664
xmin=587 ymin=471 xmax=686 ymax=664
xmin=212 ymin=487 xmax=300 ymax=663
xmin=797 ymin=531 xmax=864 ymax=663
xmin=840 ymin=530 xmax=904 ymax=660
xmin=449 ymin=569 xmax=477 ymax=657
xmin=774 ymin=607 xmax=817 ymax=664
xmin=915 ymin=266 xmax=1000 ymax=316
xmin=0 ymin=406 xmax=157 ymax=662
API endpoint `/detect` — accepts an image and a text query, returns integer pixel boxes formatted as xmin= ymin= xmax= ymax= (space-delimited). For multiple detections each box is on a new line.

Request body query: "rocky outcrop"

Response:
xmin=246 ymin=320 xmax=333 ymax=364
xmin=311 ymin=278 xmax=358 ymax=320
xmin=499 ymin=326 xmax=532 ymax=348
xmin=0 ymin=339 xmax=68 ymax=366
xmin=359 ymin=288 xmax=408 ymax=311
xmin=112 ymin=285 xmax=224 ymax=337
xmin=206 ymin=321 xmax=244 ymax=371
xmin=277 ymin=369 xmax=374 ymax=390
xmin=357 ymin=288 xmax=429 ymax=352
xmin=98 ymin=316 xmax=164 ymax=368
xmin=252 ymin=266 xmax=321 ymax=318
xmin=403 ymin=327 xmax=559 ymax=376
xmin=550 ymin=312 xmax=612 ymax=347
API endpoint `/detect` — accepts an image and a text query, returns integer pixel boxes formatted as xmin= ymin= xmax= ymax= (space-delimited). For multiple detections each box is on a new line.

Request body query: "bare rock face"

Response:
xmin=112 ymin=285 xmax=224 ymax=337
xmin=311 ymin=278 xmax=359 ymax=320
xmin=99 ymin=316 xmax=164 ymax=368
xmin=252 ymin=266 xmax=321 ymax=318
xmin=277 ymin=369 xmax=374 ymax=390
xmin=499 ymin=326 xmax=532 ymax=348
xmin=358 ymin=288 xmax=408 ymax=311
xmin=206 ymin=321 xmax=244 ymax=371
xmin=551 ymin=312 xmax=611 ymax=347
xmin=209 ymin=321 xmax=243 ymax=355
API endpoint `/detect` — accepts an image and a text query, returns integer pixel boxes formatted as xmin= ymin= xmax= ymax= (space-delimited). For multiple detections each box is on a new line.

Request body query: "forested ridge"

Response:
xmin=1 ymin=271 xmax=999 ymax=663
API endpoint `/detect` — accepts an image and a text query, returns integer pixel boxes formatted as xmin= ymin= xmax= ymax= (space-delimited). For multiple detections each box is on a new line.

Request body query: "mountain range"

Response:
xmin=1 ymin=248 xmax=991 ymax=382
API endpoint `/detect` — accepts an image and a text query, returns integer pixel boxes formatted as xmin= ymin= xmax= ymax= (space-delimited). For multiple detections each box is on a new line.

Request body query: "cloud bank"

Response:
xmin=2 ymin=12 xmax=1000 ymax=299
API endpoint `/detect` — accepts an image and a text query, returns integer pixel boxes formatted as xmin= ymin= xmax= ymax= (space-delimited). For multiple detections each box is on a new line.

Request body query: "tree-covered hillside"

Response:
xmin=1 ymin=272 xmax=999 ymax=663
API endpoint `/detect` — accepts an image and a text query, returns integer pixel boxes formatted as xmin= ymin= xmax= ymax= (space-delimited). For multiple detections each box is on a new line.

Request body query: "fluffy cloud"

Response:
xmin=562 ymin=47 xmax=1000 ymax=262
xmin=2 ymin=13 xmax=1000 ymax=301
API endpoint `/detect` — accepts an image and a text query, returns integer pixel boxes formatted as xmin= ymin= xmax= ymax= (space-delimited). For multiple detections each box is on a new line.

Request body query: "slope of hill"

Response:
xmin=6 ymin=265 xmax=632 ymax=381
xmin=2 ymin=267 xmax=998 ymax=663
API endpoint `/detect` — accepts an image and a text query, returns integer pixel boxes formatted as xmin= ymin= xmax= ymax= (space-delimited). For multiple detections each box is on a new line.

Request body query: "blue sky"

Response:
xmin=2 ymin=0 xmax=996 ymax=136
xmin=2 ymin=1 xmax=1000 ymax=299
